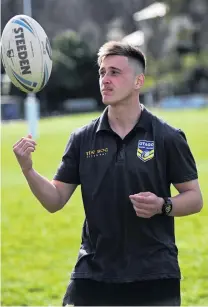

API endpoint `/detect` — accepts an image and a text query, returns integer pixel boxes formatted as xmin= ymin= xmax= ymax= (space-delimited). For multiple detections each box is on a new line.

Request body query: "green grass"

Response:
xmin=1 ymin=109 xmax=208 ymax=306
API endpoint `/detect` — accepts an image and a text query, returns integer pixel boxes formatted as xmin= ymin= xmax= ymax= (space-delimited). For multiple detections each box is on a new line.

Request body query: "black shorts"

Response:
xmin=62 ymin=278 xmax=181 ymax=306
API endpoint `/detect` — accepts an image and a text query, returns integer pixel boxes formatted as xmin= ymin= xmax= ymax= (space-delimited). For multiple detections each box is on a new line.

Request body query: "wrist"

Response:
xmin=22 ymin=167 xmax=33 ymax=176
xmin=157 ymin=197 xmax=164 ymax=214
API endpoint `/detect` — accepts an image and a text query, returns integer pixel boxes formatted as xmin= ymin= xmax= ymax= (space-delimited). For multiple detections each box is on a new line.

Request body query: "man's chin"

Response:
xmin=102 ymin=97 xmax=115 ymax=105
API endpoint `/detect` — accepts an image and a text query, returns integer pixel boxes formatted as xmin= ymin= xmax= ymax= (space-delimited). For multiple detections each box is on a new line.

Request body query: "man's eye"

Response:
xmin=111 ymin=70 xmax=119 ymax=75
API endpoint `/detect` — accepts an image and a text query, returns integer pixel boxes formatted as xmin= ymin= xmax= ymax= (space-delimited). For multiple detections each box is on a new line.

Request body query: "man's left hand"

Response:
xmin=129 ymin=192 xmax=164 ymax=218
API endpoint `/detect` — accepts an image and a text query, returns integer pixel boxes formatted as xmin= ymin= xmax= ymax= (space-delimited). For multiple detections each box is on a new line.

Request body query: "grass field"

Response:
xmin=1 ymin=108 xmax=208 ymax=306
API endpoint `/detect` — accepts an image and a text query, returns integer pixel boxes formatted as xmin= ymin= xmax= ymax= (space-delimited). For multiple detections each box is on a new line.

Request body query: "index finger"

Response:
xmin=129 ymin=195 xmax=152 ymax=204
xmin=138 ymin=192 xmax=152 ymax=197
xmin=13 ymin=137 xmax=37 ymax=148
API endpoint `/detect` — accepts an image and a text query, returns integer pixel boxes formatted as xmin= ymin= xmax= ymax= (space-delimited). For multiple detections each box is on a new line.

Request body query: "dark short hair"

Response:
xmin=97 ymin=41 xmax=146 ymax=73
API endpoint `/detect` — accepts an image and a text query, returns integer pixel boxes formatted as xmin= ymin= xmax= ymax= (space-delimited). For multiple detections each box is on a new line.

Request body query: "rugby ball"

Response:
xmin=1 ymin=15 xmax=52 ymax=93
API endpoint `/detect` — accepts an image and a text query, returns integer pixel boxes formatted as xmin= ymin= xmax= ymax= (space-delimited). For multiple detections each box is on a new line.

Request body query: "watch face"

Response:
xmin=162 ymin=198 xmax=172 ymax=215
xmin=165 ymin=204 xmax=172 ymax=214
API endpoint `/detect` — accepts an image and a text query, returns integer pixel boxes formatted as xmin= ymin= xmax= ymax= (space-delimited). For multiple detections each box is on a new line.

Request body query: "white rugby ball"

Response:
xmin=1 ymin=15 xmax=52 ymax=93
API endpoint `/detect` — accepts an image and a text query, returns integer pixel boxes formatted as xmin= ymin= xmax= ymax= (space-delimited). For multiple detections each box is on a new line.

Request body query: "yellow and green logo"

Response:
xmin=137 ymin=140 xmax=154 ymax=162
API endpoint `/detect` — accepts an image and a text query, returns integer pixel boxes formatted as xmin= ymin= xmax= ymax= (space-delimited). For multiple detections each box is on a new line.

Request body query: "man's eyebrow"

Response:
xmin=99 ymin=66 xmax=122 ymax=73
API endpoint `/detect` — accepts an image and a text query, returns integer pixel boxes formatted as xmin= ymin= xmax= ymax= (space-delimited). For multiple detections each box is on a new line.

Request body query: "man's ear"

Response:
xmin=135 ymin=74 xmax=145 ymax=89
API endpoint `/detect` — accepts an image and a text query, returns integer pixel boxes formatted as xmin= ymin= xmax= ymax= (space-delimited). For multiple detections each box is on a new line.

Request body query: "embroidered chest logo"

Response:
xmin=86 ymin=148 xmax=108 ymax=158
xmin=137 ymin=140 xmax=154 ymax=162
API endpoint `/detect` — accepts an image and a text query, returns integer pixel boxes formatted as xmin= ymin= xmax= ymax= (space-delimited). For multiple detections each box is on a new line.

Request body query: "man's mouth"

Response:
xmin=102 ymin=88 xmax=113 ymax=94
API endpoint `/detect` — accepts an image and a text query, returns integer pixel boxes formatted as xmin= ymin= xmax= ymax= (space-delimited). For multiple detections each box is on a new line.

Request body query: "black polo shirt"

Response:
xmin=54 ymin=106 xmax=198 ymax=282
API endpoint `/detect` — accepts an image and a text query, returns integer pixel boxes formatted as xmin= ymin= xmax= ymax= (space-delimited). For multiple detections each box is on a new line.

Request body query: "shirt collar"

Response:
xmin=96 ymin=104 xmax=152 ymax=133
xmin=96 ymin=107 xmax=111 ymax=133
xmin=134 ymin=105 xmax=152 ymax=132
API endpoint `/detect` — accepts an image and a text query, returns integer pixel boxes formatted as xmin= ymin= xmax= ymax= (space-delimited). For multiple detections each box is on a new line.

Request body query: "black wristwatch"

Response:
xmin=162 ymin=197 xmax=173 ymax=215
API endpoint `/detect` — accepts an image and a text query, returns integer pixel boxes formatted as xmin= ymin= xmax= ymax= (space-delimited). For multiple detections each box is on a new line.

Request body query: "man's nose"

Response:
xmin=102 ymin=74 xmax=111 ymax=84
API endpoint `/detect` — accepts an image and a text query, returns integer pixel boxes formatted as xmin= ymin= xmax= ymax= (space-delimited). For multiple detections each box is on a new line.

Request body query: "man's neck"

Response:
xmin=108 ymin=101 xmax=143 ymax=138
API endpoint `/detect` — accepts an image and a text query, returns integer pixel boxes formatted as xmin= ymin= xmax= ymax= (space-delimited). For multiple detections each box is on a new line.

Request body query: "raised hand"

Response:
xmin=13 ymin=134 xmax=37 ymax=172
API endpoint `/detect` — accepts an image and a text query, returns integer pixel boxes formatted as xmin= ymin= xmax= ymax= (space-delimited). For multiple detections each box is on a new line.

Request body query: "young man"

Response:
xmin=13 ymin=41 xmax=203 ymax=306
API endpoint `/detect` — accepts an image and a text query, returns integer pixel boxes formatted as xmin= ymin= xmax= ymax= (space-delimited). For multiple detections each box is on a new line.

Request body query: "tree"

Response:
xmin=44 ymin=30 xmax=100 ymax=112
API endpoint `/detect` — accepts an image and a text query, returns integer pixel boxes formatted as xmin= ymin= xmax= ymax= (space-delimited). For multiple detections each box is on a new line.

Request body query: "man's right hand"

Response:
xmin=13 ymin=134 xmax=37 ymax=172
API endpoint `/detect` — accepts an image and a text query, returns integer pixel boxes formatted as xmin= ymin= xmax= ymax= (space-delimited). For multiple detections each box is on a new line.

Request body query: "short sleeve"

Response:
xmin=166 ymin=129 xmax=198 ymax=184
xmin=53 ymin=133 xmax=80 ymax=184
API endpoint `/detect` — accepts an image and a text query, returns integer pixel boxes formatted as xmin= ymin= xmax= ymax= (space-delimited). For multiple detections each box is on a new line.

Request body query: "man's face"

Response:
xmin=99 ymin=55 xmax=139 ymax=105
